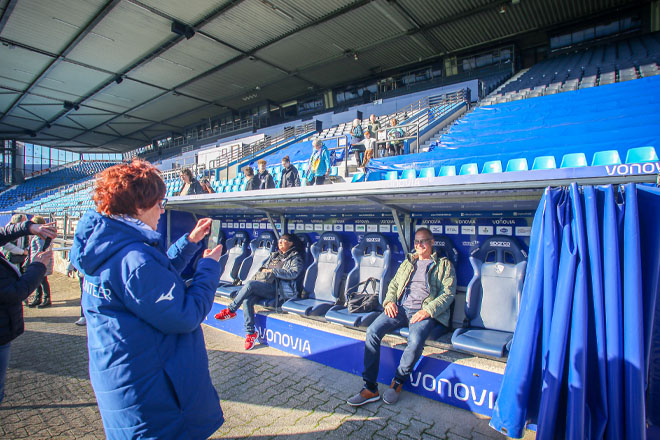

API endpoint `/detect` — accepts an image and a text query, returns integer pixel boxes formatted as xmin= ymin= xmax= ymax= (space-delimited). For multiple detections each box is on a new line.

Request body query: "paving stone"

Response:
xmin=0 ymin=273 xmax=536 ymax=439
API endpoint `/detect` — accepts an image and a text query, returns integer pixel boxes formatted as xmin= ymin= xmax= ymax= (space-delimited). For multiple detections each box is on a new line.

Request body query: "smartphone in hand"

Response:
xmin=207 ymin=220 xmax=222 ymax=249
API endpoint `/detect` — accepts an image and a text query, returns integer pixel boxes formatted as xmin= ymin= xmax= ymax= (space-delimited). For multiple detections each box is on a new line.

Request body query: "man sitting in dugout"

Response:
xmin=348 ymin=227 xmax=456 ymax=406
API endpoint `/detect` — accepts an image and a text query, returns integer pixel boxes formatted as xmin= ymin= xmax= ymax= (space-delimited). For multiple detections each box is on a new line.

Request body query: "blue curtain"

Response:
xmin=489 ymin=183 xmax=660 ymax=439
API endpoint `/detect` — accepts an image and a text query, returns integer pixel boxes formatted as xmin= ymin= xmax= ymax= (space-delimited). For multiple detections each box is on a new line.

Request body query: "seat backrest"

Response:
xmin=438 ymin=165 xmax=456 ymax=176
xmin=591 ymin=150 xmax=621 ymax=166
xmin=345 ymin=233 xmax=391 ymax=303
xmin=625 ymin=146 xmax=659 ymax=163
xmin=505 ymin=158 xmax=529 ymax=172
xmin=432 ymin=235 xmax=459 ymax=267
xmin=303 ymin=232 xmax=344 ymax=302
xmin=560 ymin=152 xmax=587 ymax=168
xmin=532 ymin=155 xmax=557 ymax=170
xmin=465 ymin=236 xmax=527 ymax=333
xmin=239 ymin=230 xmax=278 ymax=281
xmin=459 ymin=163 xmax=478 ymax=175
xmin=400 ymin=169 xmax=417 ymax=179
xmin=218 ymin=230 xmax=250 ymax=283
xmin=294 ymin=233 xmax=313 ymax=267
xmin=482 ymin=160 xmax=502 ymax=173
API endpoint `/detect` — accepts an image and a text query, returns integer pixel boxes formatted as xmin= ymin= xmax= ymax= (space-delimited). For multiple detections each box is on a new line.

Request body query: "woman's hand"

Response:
xmin=203 ymin=244 xmax=223 ymax=262
xmin=32 ymin=249 xmax=53 ymax=267
xmin=189 ymin=218 xmax=213 ymax=243
xmin=29 ymin=222 xmax=57 ymax=240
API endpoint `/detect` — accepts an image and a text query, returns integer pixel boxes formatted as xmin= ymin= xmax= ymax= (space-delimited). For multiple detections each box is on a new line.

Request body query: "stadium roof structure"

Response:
xmin=0 ymin=0 xmax=646 ymax=153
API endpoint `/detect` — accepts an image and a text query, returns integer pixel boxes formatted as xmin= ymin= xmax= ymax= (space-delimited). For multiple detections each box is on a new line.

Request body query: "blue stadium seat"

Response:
xmin=329 ymin=166 xmax=339 ymax=177
xmin=214 ymin=231 xmax=251 ymax=296
xmin=282 ymin=233 xmax=345 ymax=317
xmin=482 ymin=160 xmax=502 ymax=173
xmin=325 ymin=233 xmax=391 ymax=328
xmin=438 ymin=166 xmax=456 ymax=177
xmin=531 ymin=156 xmax=557 ymax=170
xmin=400 ymin=169 xmax=417 ymax=179
xmin=560 ymin=152 xmax=588 ymax=168
xmin=419 ymin=167 xmax=436 ymax=178
xmin=366 ymin=171 xmax=383 ymax=182
xmin=505 ymin=158 xmax=529 ymax=172
xmin=391 ymin=235 xmax=459 ymax=340
xmin=625 ymin=146 xmax=659 ymax=163
xmin=591 ymin=150 xmax=622 ymax=166
xmin=451 ymin=236 xmax=528 ymax=357
xmin=459 ymin=163 xmax=478 ymax=175
xmin=384 ymin=171 xmax=399 ymax=180
xmin=216 ymin=231 xmax=277 ymax=298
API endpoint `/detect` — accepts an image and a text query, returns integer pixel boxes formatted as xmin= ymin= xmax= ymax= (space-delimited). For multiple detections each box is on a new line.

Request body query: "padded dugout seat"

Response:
xmin=214 ymin=231 xmax=250 ymax=297
xmin=282 ymin=232 xmax=344 ymax=317
xmin=216 ymin=231 xmax=277 ymax=298
xmin=325 ymin=233 xmax=391 ymax=328
xmin=451 ymin=236 xmax=527 ymax=358
xmin=391 ymin=235 xmax=460 ymax=340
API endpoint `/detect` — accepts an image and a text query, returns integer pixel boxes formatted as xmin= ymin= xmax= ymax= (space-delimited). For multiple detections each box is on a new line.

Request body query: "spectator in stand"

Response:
xmin=69 ymin=159 xmax=225 ymax=439
xmin=361 ymin=130 xmax=377 ymax=169
xmin=178 ymin=168 xmax=203 ymax=196
xmin=280 ymin=156 xmax=300 ymax=188
xmin=350 ymin=118 xmax=366 ymax=167
xmin=214 ymin=234 xmax=304 ymax=350
xmin=0 ymin=217 xmax=56 ymax=403
xmin=387 ymin=118 xmax=405 ymax=156
xmin=367 ymin=114 xmax=381 ymax=138
xmin=244 ymin=167 xmax=260 ymax=191
xmin=27 ymin=215 xmax=54 ymax=308
xmin=307 ymin=139 xmax=331 ymax=185
xmin=2 ymin=214 xmax=29 ymax=275
xmin=348 ymin=227 xmax=456 ymax=407
xmin=256 ymin=159 xmax=275 ymax=189
xmin=200 ymin=178 xmax=215 ymax=194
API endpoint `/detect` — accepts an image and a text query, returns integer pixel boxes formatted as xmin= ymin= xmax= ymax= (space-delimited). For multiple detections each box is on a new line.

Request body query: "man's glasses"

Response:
xmin=414 ymin=238 xmax=433 ymax=245
xmin=159 ymin=198 xmax=167 ymax=209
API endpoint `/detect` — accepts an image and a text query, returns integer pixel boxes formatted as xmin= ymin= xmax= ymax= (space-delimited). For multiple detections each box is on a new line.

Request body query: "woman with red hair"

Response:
xmin=70 ymin=159 xmax=224 ymax=440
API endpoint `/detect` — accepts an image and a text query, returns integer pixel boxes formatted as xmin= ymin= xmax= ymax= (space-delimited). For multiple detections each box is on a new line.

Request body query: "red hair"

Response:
xmin=93 ymin=159 xmax=166 ymax=217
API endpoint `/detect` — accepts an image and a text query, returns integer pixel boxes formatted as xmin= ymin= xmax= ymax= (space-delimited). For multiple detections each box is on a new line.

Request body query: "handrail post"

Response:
xmin=416 ymin=122 xmax=420 ymax=154
xmin=344 ymin=135 xmax=349 ymax=177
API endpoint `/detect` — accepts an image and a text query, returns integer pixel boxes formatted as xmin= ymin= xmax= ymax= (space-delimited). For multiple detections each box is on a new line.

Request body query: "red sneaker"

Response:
xmin=214 ymin=308 xmax=236 ymax=321
xmin=245 ymin=332 xmax=258 ymax=350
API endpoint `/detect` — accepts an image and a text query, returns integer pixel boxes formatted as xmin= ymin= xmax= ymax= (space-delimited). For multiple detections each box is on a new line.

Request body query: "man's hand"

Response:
xmin=203 ymin=244 xmax=223 ymax=262
xmin=409 ymin=309 xmax=430 ymax=324
xmin=384 ymin=302 xmax=398 ymax=318
xmin=29 ymin=222 xmax=57 ymax=240
xmin=189 ymin=218 xmax=213 ymax=243
xmin=32 ymin=249 xmax=53 ymax=267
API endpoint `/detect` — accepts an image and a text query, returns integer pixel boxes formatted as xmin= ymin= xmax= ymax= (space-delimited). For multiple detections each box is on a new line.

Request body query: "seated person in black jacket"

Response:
xmin=214 ymin=234 xmax=304 ymax=350
xmin=280 ymin=156 xmax=300 ymax=188
xmin=256 ymin=159 xmax=275 ymax=189
xmin=0 ymin=219 xmax=56 ymax=403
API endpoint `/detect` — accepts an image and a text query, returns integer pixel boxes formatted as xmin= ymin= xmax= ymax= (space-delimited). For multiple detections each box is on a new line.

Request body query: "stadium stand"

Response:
xmin=482 ymin=34 xmax=660 ymax=105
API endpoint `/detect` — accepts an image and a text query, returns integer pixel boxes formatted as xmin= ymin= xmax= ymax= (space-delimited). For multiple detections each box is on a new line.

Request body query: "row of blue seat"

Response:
xmin=355 ymin=146 xmax=658 ymax=182
xmin=212 ymin=230 xmax=527 ymax=358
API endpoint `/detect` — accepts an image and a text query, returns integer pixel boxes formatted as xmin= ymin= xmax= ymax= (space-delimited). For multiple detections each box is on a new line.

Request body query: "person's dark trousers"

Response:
xmin=79 ymin=276 xmax=84 ymax=317
xmin=362 ymin=306 xmax=445 ymax=392
xmin=36 ymin=277 xmax=51 ymax=306
xmin=0 ymin=342 xmax=10 ymax=403
xmin=310 ymin=176 xmax=326 ymax=185
xmin=227 ymin=280 xmax=276 ymax=334
xmin=352 ymin=144 xmax=365 ymax=166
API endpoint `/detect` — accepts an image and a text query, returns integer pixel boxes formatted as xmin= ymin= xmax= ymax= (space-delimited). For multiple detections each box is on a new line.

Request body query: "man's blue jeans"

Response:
xmin=228 ymin=280 xmax=276 ymax=334
xmin=362 ymin=306 xmax=445 ymax=391
xmin=0 ymin=342 xmax=11 ymax=403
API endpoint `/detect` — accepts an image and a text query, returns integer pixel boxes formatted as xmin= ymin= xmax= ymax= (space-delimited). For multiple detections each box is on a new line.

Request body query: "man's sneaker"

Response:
xmin=214 ymin=308 xmax=236 ymax=321
xmin=383 ymin=380 xmax=403 ymax=405
xmin=74 ymin=317 xmax=86 ymax=326
xmin=244 ymin=332 xmax=258 ymax=350
xmin=347 ymin=388 xmax=380 ymax=407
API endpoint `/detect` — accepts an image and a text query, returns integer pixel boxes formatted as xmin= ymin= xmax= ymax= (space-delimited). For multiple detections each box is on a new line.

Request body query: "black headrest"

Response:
xmin=294 ymin=233 xmax=311 ymax=247
xmin=256 ymin=230 xmax=277 ymax=250
xmin=432 ymin=235 xmax=459 ymax=266
xmin=229 ymin=230 xmax=249 ymax=247
xmin=355 ymin=233 xmax=389 ymax=256
xmin=317 ymin=232 xmax=342 ymax=253
xmin=470 ymin=235 xmax=527 ymax=264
